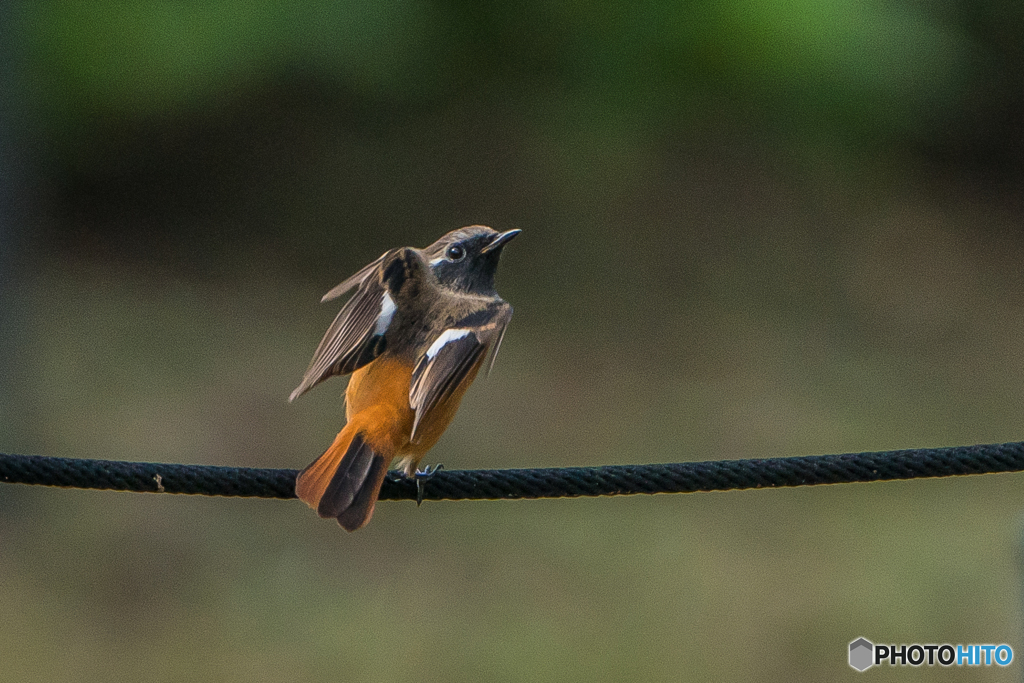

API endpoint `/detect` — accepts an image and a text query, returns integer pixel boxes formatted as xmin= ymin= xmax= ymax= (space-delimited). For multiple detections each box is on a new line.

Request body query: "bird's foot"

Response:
xmin=413 ymin=463 xmax=444 ymax=506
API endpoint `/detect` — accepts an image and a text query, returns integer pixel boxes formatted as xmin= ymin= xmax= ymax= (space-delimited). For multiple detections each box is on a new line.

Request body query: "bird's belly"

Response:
xmin=345 ymin=356 xmax=414 ymax=419
xmin=345 ymin=353 xmax=483 ymax=460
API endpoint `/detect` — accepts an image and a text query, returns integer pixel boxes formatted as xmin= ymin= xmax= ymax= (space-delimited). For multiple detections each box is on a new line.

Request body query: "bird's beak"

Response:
xmin=481 ymin=229 xmax=522 ymax=254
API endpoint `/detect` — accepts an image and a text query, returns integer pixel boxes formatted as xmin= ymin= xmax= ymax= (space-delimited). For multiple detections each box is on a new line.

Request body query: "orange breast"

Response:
xmin=344 ymin=356 xmax=415 ymax=456
xmin=344 ymin=354 xmax=484 ymax=461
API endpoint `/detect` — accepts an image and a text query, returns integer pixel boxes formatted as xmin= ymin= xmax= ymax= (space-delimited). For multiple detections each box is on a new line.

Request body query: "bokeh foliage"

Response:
xmin=19 ymin=0 xmax=996 ymax=147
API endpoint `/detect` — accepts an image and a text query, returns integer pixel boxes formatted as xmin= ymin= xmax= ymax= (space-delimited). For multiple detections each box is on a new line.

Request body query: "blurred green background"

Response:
xmin=3 ymin=1 xmax=1024 ymax=680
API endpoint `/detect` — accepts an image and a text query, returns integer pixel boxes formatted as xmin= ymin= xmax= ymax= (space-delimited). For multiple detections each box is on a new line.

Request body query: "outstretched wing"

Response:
xmin=289 ymin=261 xmax=392 ymax=402
xmin=290 ymin=247 xmax=434 ymax=401
xmin=408 ymin=302 xmax=512 ymax=442
xmin=319 ymin=255 xmax=384 ymax=303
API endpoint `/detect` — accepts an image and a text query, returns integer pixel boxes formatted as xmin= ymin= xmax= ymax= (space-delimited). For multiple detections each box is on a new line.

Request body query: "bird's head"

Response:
xmin=425 ymin=225 xmax=520 ymax=295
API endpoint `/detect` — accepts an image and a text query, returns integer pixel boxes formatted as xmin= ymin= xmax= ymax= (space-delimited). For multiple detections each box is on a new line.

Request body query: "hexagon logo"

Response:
xmin=849 ymin=638 xmax=874 ymax=671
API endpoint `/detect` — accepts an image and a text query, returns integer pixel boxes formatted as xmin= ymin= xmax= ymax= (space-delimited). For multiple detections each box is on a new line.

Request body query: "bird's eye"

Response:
xmin=446 ymin=244 xmax=466 ymax=261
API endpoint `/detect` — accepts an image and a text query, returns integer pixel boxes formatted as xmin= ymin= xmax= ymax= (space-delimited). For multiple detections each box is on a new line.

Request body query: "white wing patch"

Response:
xmin=374 ymin=292 xmax=396 ymax=335
xmin=426 ymin=328 xmax=472 ymax=359
xmin=409 ymin=328 xmax=486 ymax=442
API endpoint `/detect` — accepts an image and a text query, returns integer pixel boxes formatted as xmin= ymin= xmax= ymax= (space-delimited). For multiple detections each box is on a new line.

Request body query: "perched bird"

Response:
xmin=290 ymin=225 xmax=519 ymax=530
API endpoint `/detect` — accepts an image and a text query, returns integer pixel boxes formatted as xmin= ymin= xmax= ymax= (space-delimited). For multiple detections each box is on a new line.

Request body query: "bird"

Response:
xmin=289 ymin=225 xmax=519 ymax=530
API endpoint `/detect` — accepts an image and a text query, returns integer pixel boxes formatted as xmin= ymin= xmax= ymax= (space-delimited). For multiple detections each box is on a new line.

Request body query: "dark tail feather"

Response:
xmin=295 ymin=430 xmax=390 ymax=531
xmin=336 ymin=454 xmax=389 ymax=531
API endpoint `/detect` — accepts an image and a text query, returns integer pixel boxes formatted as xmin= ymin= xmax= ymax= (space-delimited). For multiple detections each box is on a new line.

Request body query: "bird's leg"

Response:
xmin=413 ymin=463 xmax=444 ymax=506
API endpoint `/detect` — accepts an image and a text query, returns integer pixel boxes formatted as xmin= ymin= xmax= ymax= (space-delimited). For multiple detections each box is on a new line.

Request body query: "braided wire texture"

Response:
xmin=1 ymin=441 xmax=1022 ymax=502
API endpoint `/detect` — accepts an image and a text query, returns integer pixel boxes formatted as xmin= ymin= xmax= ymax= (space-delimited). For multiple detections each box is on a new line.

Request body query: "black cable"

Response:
xmin=2 ymin=441 xmax=1023 ymax=502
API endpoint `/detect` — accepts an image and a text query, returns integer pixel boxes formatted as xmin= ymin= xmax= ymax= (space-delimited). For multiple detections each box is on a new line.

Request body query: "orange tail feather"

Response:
xmin=295 ymin=427 xmax=353 ymax=510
